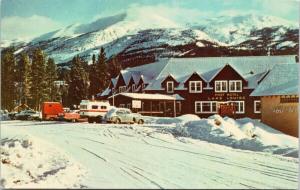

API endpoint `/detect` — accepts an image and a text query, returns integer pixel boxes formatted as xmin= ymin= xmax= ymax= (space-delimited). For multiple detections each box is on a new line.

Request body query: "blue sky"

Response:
xmin=1 ymin=0 xmax=299 ymax=40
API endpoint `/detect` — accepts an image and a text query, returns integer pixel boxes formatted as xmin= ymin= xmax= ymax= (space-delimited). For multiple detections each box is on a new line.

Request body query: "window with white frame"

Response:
xmin=166 ymin=81 xmax=174 ymax=93
xmin=132 ymin=84 xmax=136 ymax=92
xmin=229 ymin=101 xmax=245 ymax=114
xmin=189 ymin=81 xmax=202 ymax=93
xmin=195 ymin=101 xmax=217 ymax=113
xmin=119 ymin=86 xmax=127 ymax=93
xmin=215 ymin=80 xmax=227 ymax=92
xmin=229 ymin=80 xmax=242 ymax=92
xmin=254 ymin=100 xmax=261 ymax=113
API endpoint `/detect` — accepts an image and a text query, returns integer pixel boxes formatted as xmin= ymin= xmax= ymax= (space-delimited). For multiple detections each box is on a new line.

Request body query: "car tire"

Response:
xmin=95 ymin=117 xmax=102 ymax=123
xmin=138 ymin=119 xmax=144 ymax=124
xmin=115 ymin=118 xmax=121 ymax=124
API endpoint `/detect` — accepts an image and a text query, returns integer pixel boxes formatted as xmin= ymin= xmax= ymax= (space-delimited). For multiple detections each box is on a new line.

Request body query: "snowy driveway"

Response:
xmin=1 ymin=120 xmax=298 ymax=189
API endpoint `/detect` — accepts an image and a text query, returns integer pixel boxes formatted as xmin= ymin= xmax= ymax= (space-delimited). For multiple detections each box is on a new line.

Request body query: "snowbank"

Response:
xmin=170 ymin=114 xmax=298 ymax=158
xmin=144 ymin=114 xmax=200 ymax=125
xmin=1 ymin=135 xmax=87 ymax=188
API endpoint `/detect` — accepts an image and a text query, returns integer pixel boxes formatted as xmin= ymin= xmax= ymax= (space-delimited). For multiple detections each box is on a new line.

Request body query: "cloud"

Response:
xmin=254 ymin=0 xmax=299 ymax=19
xmin=1 ymin=15 xmax=63 ymax=41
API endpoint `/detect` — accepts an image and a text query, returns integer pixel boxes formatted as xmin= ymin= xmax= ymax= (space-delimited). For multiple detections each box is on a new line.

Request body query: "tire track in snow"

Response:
xmin=80 ymin=147 xmax=107 ymax=162
xmin=119 ymin=167 xmax=144 ymax=183
xmin=118 ymin=160 xmax=183 ymax=188
xmin=127 ymin=168 xmax=163 ymax=189
xmin=141 ymin=139 xmax=225 ymax=160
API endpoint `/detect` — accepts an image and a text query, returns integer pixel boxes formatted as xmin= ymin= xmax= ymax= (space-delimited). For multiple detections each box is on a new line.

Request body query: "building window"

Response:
xmin=280 ymin=96 xmax=299 ymax=103
xmin=189 ymin=81 xmax=202 ymax=93
xmin=166 ymin=81 xmax=174 ymax=93
xmin=119 ymin=86 xmax=126 ymax=93
xmin=229 ymin=101 xmax=245 ymax=114
xmin=229 ymin=80 xmax=242 ymax=92
xmin=195 ymin=101 xmax=217 ymax=113
xmin=132 ymin=84 xmax=136 ymax=92
xmin=92 ymin=105 xmax=98 ymax=109
xmin=254 ymin=100 xmax=261 ymax=113
xmin=215 ymin=81 xmax=227 ymax=92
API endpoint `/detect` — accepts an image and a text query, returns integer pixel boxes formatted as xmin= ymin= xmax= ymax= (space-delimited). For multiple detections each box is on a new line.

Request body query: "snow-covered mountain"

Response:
xmin=5 ymin=8 xmax=299 ymax=67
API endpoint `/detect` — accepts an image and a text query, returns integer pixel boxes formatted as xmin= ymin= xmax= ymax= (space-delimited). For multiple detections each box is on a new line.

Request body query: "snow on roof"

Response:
xmin=108 ymin=93 xmax=181 ymax=100
xmin=98 ymin=87 xmax=111 ymax=97
xmin=251 ymin=63 xmax=299 ymax=96
xmin=120 ymin=70 xmax=132 ymax=85
xmin=111 ymin=78 xmax=117 ymax=86
xmin=145 ymin=55 xmax=296 ymax=90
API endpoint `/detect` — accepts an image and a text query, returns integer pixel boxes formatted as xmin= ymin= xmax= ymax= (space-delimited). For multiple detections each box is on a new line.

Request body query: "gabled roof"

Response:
xmin=146 ymin=55 xmax=296 ymax=90
xmin=161 ymin=73 xmax=178 ymax=84
xmin=100 ymin=55 xmax=296 ymax=96
xmin=208 ymin=64 xmax=246 ymax=82
xmin=183 ymin=71 xmax=208 ymax=84
xmin=251 ymin=63 xmax=299 ymax=96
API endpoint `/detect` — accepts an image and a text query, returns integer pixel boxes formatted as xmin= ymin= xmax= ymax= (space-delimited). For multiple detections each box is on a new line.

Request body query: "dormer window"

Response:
xmin=166 ymin=81 xmax=174 ymax=93
xmin=189 ymin=81 xmax=202 ymax=93
xmin=132 ymin=84 xmax=136 ymax=92
xmin=215 ymin=80 xmax=227 ymax=92
xmin=229 ymin=80 xmax=242 ymax=92
xmin=119 ymin=86 xmax=126 ymax=93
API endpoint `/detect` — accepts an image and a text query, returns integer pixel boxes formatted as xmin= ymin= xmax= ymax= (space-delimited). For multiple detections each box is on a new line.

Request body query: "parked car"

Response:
xmin=8 ymin=111 xmax=18 ymax=120
xmin=28 ymin=111 xmax=42 ymax=121
xmin=15 ymin=110 xmax=40 ymax=120
xmin=104 ymin=107 xmax=144 ymax=124
xmin=0 ymin=110 xmax=10 ymax=121
xmin=58 ymin=110 xmax=81 ymax=122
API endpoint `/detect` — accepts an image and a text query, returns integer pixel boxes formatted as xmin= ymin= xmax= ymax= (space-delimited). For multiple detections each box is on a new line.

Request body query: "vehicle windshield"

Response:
xmin=105 ymin=107 xmax=118 ymax=118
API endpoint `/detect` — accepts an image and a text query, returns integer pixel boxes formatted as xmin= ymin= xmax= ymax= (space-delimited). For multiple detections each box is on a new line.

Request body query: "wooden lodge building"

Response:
xmin=98 ymin=55 xmax=297 ymax=119
xmin=251 ymin=63 xmax=299 ymax=137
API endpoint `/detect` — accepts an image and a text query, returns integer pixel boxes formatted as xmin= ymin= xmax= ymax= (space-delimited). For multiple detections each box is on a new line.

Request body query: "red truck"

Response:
xmin=41 ymin=102 xmax=81 ymax=122
xmin=42 ymin=102 xmax=64 ymax=120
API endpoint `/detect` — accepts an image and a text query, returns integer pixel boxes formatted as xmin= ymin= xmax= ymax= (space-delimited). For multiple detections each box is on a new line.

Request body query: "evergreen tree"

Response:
xmin=88 ymin=63 xmax=98 ymax=97
xmin=88 ymin=48 xmax=109 ymax=97
xmin=68 ymin=55 xmax=88 ymax=107
xmin=16 ymin=52 xmax=31 ymax=104
xmin=45 ymin=58 xmax=59 ymax=101
xmin=108 ymin=56 xmax=122 ymax=78
xmin=30 ymin=48 xmax=47 ymax=110
xmin=96 ymin=47 xmax=109 ymax=91
xmin=60 ymin=69 xmax=70 ymax=106
xmin=1 ymin=47 xmax=16 ymax=111
xmin=92 ymin=54 xmax=96 ymax=64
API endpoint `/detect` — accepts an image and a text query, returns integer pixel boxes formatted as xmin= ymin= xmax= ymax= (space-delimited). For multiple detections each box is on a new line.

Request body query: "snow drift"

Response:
xmin=169 ymin=114 xmax=298 ymax=158
xmin=0 ymin=135 xmax=87 ymax=188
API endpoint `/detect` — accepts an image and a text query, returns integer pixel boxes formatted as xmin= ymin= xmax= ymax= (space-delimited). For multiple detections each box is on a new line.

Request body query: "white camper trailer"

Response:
xmin=79 ymin=100 xmax=111 ymax=123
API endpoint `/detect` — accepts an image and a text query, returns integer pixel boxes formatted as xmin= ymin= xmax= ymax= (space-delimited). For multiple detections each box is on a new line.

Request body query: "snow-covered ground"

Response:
xmin=1 ymin=116 xmax=298 ymax=189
